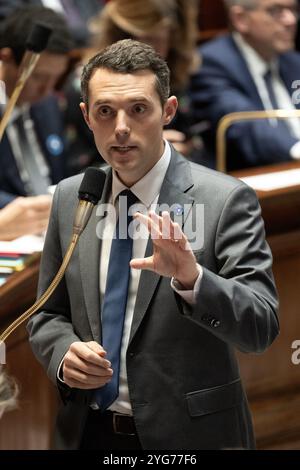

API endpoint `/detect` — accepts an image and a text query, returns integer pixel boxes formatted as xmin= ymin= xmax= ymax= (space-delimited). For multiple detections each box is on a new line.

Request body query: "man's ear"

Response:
xmin=80 ymin=102 xmax=91 ymax=129
xmin=229 ymin=5 xmax=251 ymax=34
xmin=163 ymin=96 xmax=178 ymax=126
xmin=0 ymin=47 xmax=15 ymax=64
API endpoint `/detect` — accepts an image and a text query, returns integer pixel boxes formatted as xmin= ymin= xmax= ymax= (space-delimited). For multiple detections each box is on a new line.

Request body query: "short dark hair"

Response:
xmin=0 ymin=5 xmax=74 ymax=65
xmin=81 ymin=39 xmax=170 ymax=108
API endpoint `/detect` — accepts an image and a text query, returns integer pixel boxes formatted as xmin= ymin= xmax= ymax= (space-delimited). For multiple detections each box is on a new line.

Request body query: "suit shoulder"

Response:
xmin=188 ymin=161 xmax=255 ymax=198
xmin=199 ymin=34 xmax=233 ymax=57
xmin=55 ymin=165 xmax=110 ymax=198
xmin=281 ymin=50 xmax=300 ymax=62
xmin=56 ymin=173 xmax=84 ymax=195
xmin=280 ymin=50 xmax=300 ymax=73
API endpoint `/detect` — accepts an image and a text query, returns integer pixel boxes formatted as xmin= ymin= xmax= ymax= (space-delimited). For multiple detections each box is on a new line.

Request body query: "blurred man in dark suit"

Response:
xmin=191 ymin=0 xmax=300 ymax=170
xmin=0 ymin=5 xmax=73 ymax=237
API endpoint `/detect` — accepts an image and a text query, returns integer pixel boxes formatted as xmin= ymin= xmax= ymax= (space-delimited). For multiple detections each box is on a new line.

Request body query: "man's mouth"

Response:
xmin=112 ymin=146 xmax=136 ymax=153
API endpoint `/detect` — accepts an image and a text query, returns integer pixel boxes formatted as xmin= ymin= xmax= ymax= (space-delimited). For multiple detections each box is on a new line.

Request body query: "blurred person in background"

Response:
xmin=0 ymin=196 xmax=51 ymax=240
xmin=0 ymin=5 xmax=73 ymax=212
xmin=191 ymin=0 xmax=300 ymax=170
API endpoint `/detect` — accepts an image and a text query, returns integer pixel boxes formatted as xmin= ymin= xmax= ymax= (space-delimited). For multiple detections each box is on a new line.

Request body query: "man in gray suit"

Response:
xmin=28 ymin=39 xmax=279 ymax=450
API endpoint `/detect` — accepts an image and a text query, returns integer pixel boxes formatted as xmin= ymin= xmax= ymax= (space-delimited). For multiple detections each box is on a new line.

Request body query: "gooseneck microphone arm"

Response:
xmin=0 ymin=23 xmax=52 ymax=142
xmin=0 ymin=168 xmax=106 ymax=344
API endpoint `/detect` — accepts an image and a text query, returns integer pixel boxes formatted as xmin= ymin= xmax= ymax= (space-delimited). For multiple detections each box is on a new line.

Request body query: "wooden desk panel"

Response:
xmin=232 ymin=162 xmax=300 ymax=449
xmin=0 ymin=259 xmax=58 ymax=450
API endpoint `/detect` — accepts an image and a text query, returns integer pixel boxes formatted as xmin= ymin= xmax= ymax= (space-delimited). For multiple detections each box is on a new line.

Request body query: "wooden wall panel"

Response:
xmin=198 ymin=0 xmax=228 ymax=41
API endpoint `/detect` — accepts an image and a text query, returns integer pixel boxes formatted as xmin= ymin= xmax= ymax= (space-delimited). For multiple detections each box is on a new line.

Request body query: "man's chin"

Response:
xmin=276 ymin=39 xmax=296 ymax=53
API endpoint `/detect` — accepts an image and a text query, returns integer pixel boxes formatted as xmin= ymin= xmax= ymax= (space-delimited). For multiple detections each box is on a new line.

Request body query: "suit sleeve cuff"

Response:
xmin=171 ymin=264 xmax=203 ymax=305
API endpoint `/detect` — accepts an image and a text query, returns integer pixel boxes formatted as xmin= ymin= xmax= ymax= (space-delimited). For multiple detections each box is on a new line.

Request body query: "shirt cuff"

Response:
xmin=171 ymin=264 xmax=203 ymax=305
xmin=57 ymin=356 xmax=66 ymax=383
xmin=290 ymin=141 xmax=300 ymax=160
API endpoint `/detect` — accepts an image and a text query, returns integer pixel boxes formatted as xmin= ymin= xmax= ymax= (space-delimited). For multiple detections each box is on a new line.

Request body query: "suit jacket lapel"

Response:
xmin=279 ymin=55 xmax=300 ymax=110
xmin=227 ymin=36 xmax=262 ymax=106
xmin=79 ymin=168 xmax=112 ymax=342
xmin=129 ymin=149 xmax=195 ymax=343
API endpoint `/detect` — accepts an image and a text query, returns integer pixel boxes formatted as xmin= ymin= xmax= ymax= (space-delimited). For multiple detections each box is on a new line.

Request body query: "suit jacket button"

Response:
xmin=129 ymin=352 xmax=135 ymax=357
xmin=211 ymin=319 xmax=220 ymax=328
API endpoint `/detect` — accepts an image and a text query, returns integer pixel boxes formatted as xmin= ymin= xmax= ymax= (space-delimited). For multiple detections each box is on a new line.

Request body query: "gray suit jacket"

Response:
xmin=28 ymin=148 xmax=279 ymax=450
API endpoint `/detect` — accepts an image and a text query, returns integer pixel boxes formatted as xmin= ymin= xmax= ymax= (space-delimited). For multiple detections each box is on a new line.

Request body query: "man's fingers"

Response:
xmin=64 ymin=371 xmax=112 ymax=389
xmin=24 ymin=195 xmax=52 ymax=210
xmin=63 ymin=341 xmax=114 ymax=389
xmin=163 ymin=129 xmax=186 ymax=143
xmin=65 ymin=354 xmax=113 ymax=377
xmin=86 ymin=341 xmax=106 ymax=356
xmin=68 ymin=341 xmax=110 ymax=368
xmin=130 ymin=255 xmax=154 ymax=271
xmin=134 ymin=211 xmax=160 ymax=239
xmin=134 ymin=210 xmax=188 ymax=250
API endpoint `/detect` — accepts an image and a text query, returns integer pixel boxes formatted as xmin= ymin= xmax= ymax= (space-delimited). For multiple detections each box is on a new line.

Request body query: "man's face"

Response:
xmin=80 ymin=68 xmax=177 ymax=186
xmin=234 ymin=0 xmax=298 ymax=59
xmin=2 ymin=50 xmax=68 ymax=105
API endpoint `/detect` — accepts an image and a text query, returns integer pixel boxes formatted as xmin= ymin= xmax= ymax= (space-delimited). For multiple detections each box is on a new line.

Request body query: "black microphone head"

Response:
xmin=26 ymin=23 xmax=53 ymax=53
xmin=78 ymin=168 xmax=106 ymax=205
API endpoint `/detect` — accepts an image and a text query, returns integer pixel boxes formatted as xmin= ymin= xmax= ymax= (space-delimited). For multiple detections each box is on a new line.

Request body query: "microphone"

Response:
xmin=74 ymin=167 xmax=107 ymax=235
xmin=0 ymin=168 xmax=106 ymax=357
xmin=0 ymin=22 xmax=52 ymax=141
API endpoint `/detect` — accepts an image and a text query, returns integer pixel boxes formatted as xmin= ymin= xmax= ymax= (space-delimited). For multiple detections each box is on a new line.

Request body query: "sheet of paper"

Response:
xmin=240 ymin=168 xmax=300 ymax=191
xmin=0 ymin=234 xmax=44 ymax=254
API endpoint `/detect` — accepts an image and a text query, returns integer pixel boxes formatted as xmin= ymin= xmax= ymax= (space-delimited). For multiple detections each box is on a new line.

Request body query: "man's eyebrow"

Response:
xmin=92 ymin=97 xmax=150 ymax=108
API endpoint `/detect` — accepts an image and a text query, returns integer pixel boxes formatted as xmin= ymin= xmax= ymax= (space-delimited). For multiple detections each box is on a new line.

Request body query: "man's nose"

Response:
xmin=282 ymin=7 xmax=298 ymax=26
xmin=115 ymin=111 xmax=130 ymax=139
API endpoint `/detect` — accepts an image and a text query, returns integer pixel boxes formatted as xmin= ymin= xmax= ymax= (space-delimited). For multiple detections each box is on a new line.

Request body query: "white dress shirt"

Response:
xmin=233 ymin=32 xmax=300 ymax=159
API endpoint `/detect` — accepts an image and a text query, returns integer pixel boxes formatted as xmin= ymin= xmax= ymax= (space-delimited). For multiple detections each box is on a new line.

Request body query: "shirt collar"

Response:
xmin=8 ymin=103 xmax=29 ymax=123
xmin=112 ymin=139 xmax=171 ymax=207
xmin=233 ymin=32 xmax=278 ymax=77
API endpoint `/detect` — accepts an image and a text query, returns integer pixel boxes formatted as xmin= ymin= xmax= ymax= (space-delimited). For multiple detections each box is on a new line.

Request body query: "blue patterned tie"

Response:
xmin=95 ymin=189 xmax=138 ymax=411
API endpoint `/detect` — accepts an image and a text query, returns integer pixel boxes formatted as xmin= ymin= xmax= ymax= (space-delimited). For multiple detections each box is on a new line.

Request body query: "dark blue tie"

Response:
xmin=264 ymin=69 xmax=279 ymax=109
xmin=95 ymin=189 xmax=138 ymax=411
xmin=264 ymin=69 xmax=289 ymax=132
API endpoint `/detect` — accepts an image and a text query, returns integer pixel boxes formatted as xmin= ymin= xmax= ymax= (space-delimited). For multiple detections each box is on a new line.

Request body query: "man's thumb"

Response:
xmin=86 ymin=341 xmax=106 ymax=356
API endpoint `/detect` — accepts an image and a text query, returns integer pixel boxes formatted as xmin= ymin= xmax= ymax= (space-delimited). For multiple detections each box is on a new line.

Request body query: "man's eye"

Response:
xmin=98 ymin=106 xmax=112 ymax=116
xmin=133 ymin=104 xmax=146 ymax=113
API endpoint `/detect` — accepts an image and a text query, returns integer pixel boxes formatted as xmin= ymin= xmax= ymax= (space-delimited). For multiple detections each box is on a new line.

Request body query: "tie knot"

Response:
xmin=263 ymin=68 xmax=274 ymax=83
xmin=118 ymin=189 xmax=139 ymax=208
